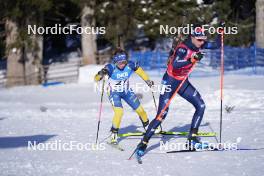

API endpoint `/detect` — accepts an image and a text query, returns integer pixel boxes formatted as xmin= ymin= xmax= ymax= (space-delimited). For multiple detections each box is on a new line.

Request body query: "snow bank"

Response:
xmin=78 ymin=64 xmax=103 ymax=84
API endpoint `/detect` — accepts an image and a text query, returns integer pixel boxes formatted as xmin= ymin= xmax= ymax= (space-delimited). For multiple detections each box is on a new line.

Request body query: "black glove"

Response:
xmin=95 ymin=68 xmax=108 ymax=82
xmin=218 ymin=20 xmax=225 ymax=33
xmin=98 ymin=68 xmax=108 ymax=76
xmin=145 ymin=80 xmax=154 ymax=88
xmin=189 ymin=52 xmax=204 ymax=63
xmin=219 ymin=20 xmax=225 ymax=28
xmin=194 ymin=52 xmax=204 ymax=61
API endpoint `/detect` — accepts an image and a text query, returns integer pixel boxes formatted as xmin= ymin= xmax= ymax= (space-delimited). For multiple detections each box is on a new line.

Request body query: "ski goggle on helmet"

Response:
xmin=191 ymin=26 xmax=207 ymax=41
xmin=113 ymin=53 xmax=128 ymax=65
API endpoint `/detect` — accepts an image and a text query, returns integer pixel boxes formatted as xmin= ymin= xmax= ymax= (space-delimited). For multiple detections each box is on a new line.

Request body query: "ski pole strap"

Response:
xmin=156 ymin=63 xmax=197 ymax=121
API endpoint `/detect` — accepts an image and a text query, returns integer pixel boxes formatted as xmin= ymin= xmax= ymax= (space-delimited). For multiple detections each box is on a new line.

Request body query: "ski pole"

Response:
xmin=151 ymin=89 xmax=163 ymax=131
xmin=219 ymin=30 xmax=224 ymax=143
xmin=128 ymin=144 xmax=139 ymax=160
xmin=151 ymin=90 xmax=158 ymax=112
xmin=95 ymin=78 xmax=106 ymax=144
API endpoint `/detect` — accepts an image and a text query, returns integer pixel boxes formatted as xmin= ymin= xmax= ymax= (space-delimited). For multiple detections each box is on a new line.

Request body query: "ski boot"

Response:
xmin=186 ymin=136 xmax=209 ymax=150
xmin=109 ymin=127 xmax=119 ymax=145
xmin=135 ymin=141 xmax=148 ymax=164
xmin=141 ymin=118 xmax=162 ymax=133
xmin=110 ymin=132 xmax=118 ymax=145
xmin=154 ymin=125 xmax=162 ymax=134
xmin=136 ymin=141 xmax=148 ymax=156
xmin=142 ymin=119 xmax=149 ymax=131
xmin=186 ymin=128 xmax=209 ymax=150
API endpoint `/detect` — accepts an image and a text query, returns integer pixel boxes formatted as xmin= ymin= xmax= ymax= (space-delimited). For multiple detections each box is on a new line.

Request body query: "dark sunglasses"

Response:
xmin=116 ymin=60 xmax=128 ymax=65
xmin=197 ymin=39 xmax=206 ymax=42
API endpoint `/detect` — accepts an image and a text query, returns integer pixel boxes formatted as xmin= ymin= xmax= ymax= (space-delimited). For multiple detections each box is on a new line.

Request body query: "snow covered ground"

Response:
xmin=0 ymin=65 xmax=264 ymax=176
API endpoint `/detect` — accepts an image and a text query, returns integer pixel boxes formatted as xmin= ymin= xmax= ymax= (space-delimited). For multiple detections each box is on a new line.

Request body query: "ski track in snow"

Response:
xmin=0 ymin=69 xmax=264 ymax=176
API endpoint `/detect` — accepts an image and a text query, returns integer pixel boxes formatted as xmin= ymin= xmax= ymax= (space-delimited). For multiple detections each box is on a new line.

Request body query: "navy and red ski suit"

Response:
xmin=143 ymin=36 xmax=220 ymax=143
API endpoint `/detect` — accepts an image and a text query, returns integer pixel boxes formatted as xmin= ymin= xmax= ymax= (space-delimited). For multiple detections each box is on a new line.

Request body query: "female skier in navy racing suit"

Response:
xmin=136 ymin=25 xmax=222 ymax=157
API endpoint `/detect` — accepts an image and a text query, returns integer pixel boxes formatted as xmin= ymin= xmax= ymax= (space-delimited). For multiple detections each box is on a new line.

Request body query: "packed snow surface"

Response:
xmin=0 ymin=65 xmax=263 ymax=176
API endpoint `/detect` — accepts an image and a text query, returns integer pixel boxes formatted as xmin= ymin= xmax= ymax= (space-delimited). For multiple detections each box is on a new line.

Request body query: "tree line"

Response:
xmin=0 ymin=0 xmax=259 ymax=87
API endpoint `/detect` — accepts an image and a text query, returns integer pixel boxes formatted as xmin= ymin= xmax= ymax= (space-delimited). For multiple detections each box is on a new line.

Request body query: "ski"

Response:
xmin=159 ymin=131 xmax=216 ymax=137
xmin=106 ymin=142 xmax=125 ymax=151
xmin=167 ymin=148 xmax=221 ymax=153
xmin=166 ymin=147 xmax=263 ymax=153
xmin=118 ymin=131 xmax=216 ymax=137
xmin=118 ymin=132 xmax=145 ymax=137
